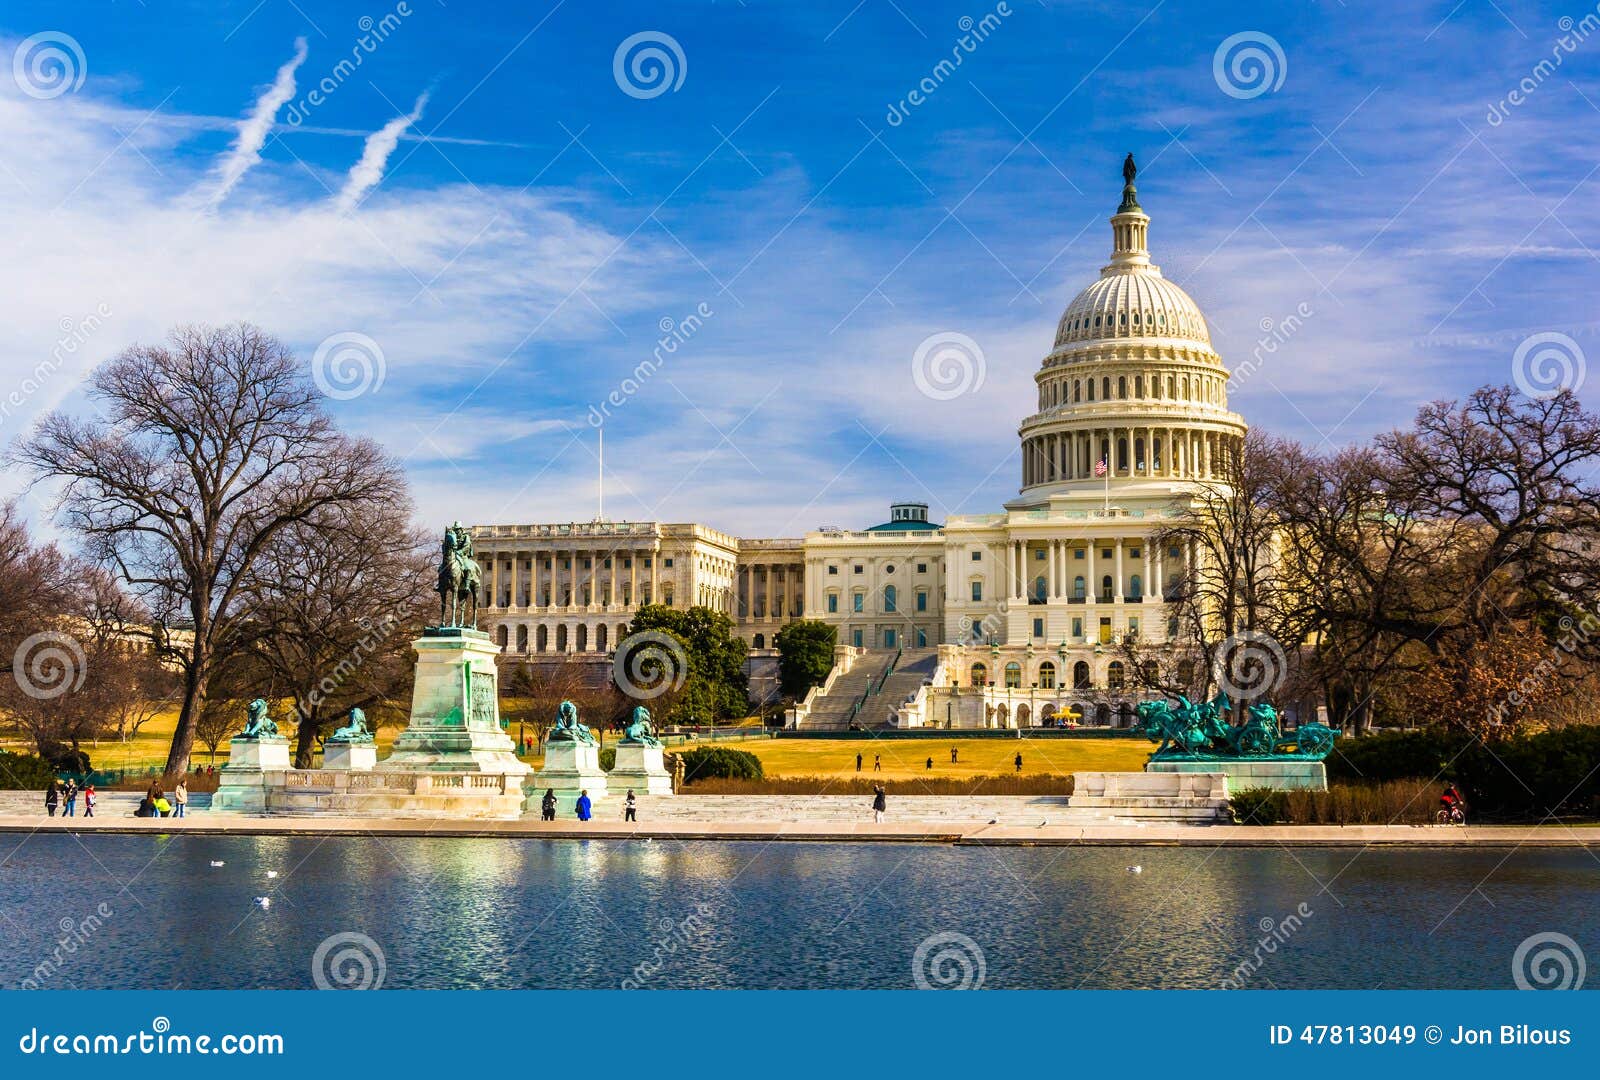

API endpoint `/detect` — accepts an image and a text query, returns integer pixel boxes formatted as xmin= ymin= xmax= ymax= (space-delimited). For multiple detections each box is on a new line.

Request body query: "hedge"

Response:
xmin=677 ymin=746 xmax=764 ymax=783
xmin=0 ymin=750 xmax=60 ymax=790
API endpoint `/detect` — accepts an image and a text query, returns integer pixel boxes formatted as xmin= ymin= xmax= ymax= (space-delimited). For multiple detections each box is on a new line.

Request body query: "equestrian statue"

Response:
xmin=436 ymin=521 xmax=482 ymax=628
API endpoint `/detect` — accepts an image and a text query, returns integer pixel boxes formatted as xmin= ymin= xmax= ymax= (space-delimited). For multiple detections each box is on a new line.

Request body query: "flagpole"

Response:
xmin=1103 ymin=458 xmax=1110 ymax=515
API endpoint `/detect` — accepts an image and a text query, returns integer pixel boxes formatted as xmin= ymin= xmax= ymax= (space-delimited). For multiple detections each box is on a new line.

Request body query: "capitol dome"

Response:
xmin=1011 ymin=156 xmax=1247 ymax=507
xmin=1053 ymin=270 xmax=1210 ymax=349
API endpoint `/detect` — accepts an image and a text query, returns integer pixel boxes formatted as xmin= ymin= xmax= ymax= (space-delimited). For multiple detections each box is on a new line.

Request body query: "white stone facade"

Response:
xmin=474 ymin=172 xmax=1242 ymax=726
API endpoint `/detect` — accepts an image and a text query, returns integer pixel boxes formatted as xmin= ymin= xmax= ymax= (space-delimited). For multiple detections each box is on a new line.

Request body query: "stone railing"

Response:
xmin=282 ymin=771 xmax=511 ymax=795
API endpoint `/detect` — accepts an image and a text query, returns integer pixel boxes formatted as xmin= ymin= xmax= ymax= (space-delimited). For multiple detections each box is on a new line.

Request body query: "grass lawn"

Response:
xmin=739 ymin=736 xmax=1149 ymax=780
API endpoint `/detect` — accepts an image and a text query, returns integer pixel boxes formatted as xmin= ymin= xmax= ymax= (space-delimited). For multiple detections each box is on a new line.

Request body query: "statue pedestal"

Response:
xmin=213 ymin=736 xmax=291 ymax=812
xmin=378 ymin=628 xmax=528 ymax=777
xmin=1146 ymin=759 xmax=1327 ymax=792
xmin=528 ymin=739 xmax=609 ymax=815
xmin=609 ymin=742 xmax=673 ymax=795
xmin=324 ymin=742 xmax=377 ymax=771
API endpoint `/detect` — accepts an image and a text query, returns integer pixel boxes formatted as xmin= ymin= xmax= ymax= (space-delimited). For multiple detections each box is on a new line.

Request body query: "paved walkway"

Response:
xmin=0 ymin=814 xmax=1595 ymax=846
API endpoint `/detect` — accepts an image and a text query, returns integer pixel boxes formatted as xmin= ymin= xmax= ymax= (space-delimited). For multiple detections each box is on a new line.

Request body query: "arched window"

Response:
xmin=576 ymin=624 xmax=589 ymax=652
xmin=536 ymin=624 xmax=548 ymax=652
xmin=556 ymin=624 xmax=568 ymax=652
xmin=1073 ymin=576 xmax=1085 ymax=600
xmin=1038 ymin=661 xmax=1057 ymax=689
xmin=1074 ymin=380 xmax=1082 ymax=402
xmin=1108 ymin=661 xmax=1125 ymax=690
xmin=884 ymin=584 xmax=897 ymax=613
xmin=1118 ymin=376 xmax=1127 ymax=399
xmin=1033 ymin=576 xmax=1046 ymax=603
xmin=1087 ymin=379 xmax=1096 ymax=402
xmin=1130 ymin=574 xmax=1143 ymax=599
xmin=1135 ymin=437 xmax=1145 ymax=471
xmin=496 ymin=625 xmax=509 ymax=649
xmin=1004 ymin=662 xmax=1023 ymax=689
xmin=970 ymin=662 xmax=988 ymax=687
xmin=1101 ymin=575 xmax=1114 ymax=602
xmin=1117 ymin=436 xmax=1128 ymax=471
xmin=1073 ymin=661 xmax=1092 ymax=689
xmin=516 ymin=624 xmax=528 ymax=651
xmin=596 ymin=624 xmax=609 ymax=652
xmin=1102 ymin=376 xmax=1111 ymax=399
xmin=1177 ymin=660 xmax=1196 ymax=687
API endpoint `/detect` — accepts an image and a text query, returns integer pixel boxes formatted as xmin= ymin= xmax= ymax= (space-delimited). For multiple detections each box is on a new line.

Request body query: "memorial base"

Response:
xmin=608 ymin=742 xmax=674 ymax=796
xmin=1067 ymin=771 xmax=1230 ymax=822
xmin=213 ymin=736 xmax=292 ymax=812
xmin=1146 ymin=759 xmax=1327 ymax=792
xmin=323 ymin=742 xmax=377 ymax=771
xmin=527 ymin=740 xmax=609 ymax=815
xmin=378 ymin=629 xmax=529 ymax=777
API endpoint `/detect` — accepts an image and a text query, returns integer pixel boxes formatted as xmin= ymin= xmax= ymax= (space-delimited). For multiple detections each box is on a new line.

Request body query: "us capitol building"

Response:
xmin=472 ymin=162 xmax=1245 ymax=728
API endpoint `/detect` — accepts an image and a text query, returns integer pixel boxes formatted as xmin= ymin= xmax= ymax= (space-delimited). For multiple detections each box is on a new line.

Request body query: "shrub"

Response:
xmin=1325 ymin=729 xmax=1465 ymax=783
xmin=0 ymin=750 xmax=59 ymax=789
xmin=1281 ymin=780 xmax=1443 ymax=824
xmin=678 ymin=746 xmax=764 ymax=783
xmin=684 ymin=773 xmax=1075 ymax=796
xmin=598 ymin=747 xmax=616 ymax=771
xmin=1230 ymin=787 xmax=1286 ymax=825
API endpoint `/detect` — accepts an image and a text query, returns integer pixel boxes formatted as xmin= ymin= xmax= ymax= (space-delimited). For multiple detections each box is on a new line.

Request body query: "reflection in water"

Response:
xmin=0 ymin=835 xmax=1593 ymax=989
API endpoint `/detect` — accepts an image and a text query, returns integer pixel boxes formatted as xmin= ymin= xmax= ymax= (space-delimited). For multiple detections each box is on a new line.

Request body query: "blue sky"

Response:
xmin=1 ymin=0 xmax=1597 ymax=537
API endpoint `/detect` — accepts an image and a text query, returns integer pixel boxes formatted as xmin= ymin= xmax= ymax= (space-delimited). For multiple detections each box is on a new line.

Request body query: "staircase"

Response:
xmin=796 ymin=647 xmax=939 ymax=730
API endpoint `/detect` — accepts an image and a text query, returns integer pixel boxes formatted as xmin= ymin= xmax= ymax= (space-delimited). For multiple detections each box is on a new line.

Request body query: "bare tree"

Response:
xmin=502 ymin=656 xmax=624 ymax=744
xmin=12 ymin=323 xmax=400 ymax=777
xmin=233 ymin=497 xmax=433 ymax=767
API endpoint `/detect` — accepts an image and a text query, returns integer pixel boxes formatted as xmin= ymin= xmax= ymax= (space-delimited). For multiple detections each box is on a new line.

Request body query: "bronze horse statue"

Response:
xmin=437 ymin=521 xmax=482 ymax=628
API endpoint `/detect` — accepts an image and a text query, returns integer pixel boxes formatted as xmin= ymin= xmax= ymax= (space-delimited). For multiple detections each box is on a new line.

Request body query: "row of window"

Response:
xmin=1039 ymin=371 xmax=1224 ymax=410
xmin=825 ymin=585 xmax=930 ymax=614
xmin=497 ymin=556 xmax=671 ymax=572
xmin=825 ymin=561 xmax=933 ymax=576
xmin=970 ymin=658 xmax=1197 ymax=690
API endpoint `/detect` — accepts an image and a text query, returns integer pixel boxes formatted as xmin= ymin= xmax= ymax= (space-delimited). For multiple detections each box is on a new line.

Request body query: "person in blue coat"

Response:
xmin=575 ymin=790 xmax=592 ymax=821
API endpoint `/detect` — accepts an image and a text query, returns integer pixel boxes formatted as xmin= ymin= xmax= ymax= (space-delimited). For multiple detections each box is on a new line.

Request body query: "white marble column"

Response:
xmin=1114 ymin=539 xmax=1124 ymax=603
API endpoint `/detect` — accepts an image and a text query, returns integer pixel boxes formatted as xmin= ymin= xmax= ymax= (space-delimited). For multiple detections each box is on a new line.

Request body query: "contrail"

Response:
xmin=206 ymin=37 xmax=308 ymax=209
xmin=336 ymin=90 xmax=430 ymax=213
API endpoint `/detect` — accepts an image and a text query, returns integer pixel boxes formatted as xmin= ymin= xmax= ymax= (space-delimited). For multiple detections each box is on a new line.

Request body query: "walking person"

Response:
xmin=855 ymin=752 xmax=863 ymax=773
xmin=1014 ymin=751 xmax=1023 ymax=773
xmin=575 ymin=789 xmax=592 ymax=822
xmin=44 ymin=780 xmax=60 ymax=818
xmin=871 ymin=783 xmax=887 ymax=824
xmin=950 ymin=746 xmax=958 ymax=764
xmin=83 ymin=784 xmax=95 ymax=818
xmin=624 ymin=789 xmax=637 ymax=823
xmin=62 ymin=779 xmax=78 ymax=817
xmin=173 ymin=779 xmax=188 ymax=819
xmin=541 ymin=788 xmax=557 ymax=822
xmin=873 ymin=754 xmax=881 ymax=772
xmin=925 ymin=756 xmax=933 ymax=770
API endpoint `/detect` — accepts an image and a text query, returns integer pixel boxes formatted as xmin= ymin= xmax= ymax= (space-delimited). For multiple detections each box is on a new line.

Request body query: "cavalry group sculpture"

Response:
xmin=1134 ymin=694 xmax=1337 ymax=761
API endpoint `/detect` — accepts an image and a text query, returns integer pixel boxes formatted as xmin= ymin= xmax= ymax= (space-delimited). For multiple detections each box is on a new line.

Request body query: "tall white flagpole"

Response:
xmin=598 ymin=426 xmax=604 ymax=522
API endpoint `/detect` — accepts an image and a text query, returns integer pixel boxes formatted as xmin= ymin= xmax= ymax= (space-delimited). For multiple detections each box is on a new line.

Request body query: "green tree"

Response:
xmin=775 ymin=619 xmax=836 ymax=699
xmin=620 ymin=605 xmax=748 ymax=724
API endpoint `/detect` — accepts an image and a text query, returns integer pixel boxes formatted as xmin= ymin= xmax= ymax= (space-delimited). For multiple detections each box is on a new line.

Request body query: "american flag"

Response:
xmin=1094 ymin=458 xmax=1108 ymax=477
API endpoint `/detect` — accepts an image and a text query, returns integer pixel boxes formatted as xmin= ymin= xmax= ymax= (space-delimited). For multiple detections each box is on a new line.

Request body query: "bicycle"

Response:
xmin=1434 ymin=804 xmax=1466 ymax=826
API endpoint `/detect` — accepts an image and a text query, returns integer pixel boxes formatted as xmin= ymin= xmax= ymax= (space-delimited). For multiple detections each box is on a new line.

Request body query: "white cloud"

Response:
xmin=201 ymin=37 xmax=307 ymax=210
xmin=336 ymin=89 xmax=429 ymax=213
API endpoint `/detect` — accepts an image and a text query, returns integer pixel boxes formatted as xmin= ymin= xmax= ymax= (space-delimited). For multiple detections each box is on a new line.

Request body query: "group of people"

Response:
xmin=43 ymin=779 xmax=94 ymax=817
xmin=536 ymin=788 xmax=639 ymax=823
xmin=134 ymin=779 xmax=187 ymax=818
xmin=853 ymin=748 xmax=1026 ymax=773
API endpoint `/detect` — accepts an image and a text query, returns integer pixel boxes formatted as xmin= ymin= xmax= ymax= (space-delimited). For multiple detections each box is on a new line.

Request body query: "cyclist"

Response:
xmin=1438 ymin=784 xmax=1466 ymax=824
